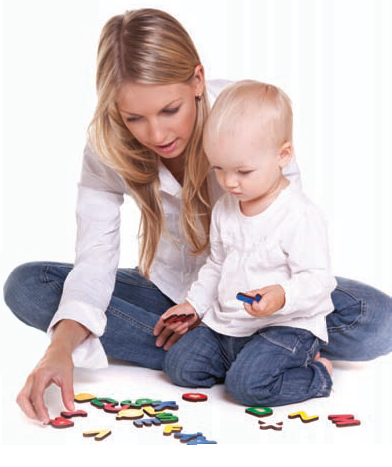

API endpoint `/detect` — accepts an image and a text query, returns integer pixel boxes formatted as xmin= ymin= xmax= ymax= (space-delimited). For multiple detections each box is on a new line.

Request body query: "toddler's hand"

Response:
xmin=154 ymin=302 xmax=199 ymax=350
xmin=243 ymin=285 xmax=285 ymax=317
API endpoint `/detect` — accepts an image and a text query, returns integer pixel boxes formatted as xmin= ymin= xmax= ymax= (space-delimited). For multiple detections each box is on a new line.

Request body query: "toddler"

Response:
xmin=158 ymin=80 xmax=335 ymax=407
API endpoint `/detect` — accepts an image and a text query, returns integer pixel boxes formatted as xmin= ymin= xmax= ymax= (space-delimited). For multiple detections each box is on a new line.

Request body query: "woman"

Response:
xmin=3 ymin=8 xmax=391 ymax=424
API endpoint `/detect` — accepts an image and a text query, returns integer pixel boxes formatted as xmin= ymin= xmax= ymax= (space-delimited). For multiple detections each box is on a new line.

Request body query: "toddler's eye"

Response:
xmin=238 ymin=170 xmax=253 ymax=175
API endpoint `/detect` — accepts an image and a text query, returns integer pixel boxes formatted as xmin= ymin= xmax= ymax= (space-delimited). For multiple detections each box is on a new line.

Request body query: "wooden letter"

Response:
xmin=245 ymin=406 xmax=273 ymax=418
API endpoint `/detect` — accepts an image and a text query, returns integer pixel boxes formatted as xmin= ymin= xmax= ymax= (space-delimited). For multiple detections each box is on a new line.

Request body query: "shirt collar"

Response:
xmin=158 ymin=159 xmax=182 ymax=198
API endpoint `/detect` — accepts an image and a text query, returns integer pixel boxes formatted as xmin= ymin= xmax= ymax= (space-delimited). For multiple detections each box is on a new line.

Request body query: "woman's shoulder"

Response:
xmin=81 ymin=143 xmax=128 ymax=194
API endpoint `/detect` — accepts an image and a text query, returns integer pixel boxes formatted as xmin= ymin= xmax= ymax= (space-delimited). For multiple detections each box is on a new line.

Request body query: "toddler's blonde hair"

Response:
xmin=204 ymin=80 xmax=293 ymax=150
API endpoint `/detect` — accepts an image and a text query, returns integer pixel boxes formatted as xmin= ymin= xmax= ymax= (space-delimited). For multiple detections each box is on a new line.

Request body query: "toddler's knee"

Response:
xmin=164 ymin=343 xmax=216 ymax=389
xmin=225 ymin=369 xmax=273 ymax=407
xmin=163 ymin=346 xmax=197 ymax=388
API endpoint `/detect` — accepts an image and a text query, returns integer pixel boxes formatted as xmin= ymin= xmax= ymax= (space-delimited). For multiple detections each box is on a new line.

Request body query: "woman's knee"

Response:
xmin=3 ymin=261 xmax=69 ymax=331
xmin=4 ymin=262 xmax=38 ymax=311
xmin=328 ymin=277 xmax=392 ymax=360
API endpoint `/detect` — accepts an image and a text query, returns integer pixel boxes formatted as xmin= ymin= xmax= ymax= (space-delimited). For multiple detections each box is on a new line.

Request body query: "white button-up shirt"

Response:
xmin=47 ymin=80 xmax=301 ymax=368
xmin=186 ymin=184 xmax=336 ymax=342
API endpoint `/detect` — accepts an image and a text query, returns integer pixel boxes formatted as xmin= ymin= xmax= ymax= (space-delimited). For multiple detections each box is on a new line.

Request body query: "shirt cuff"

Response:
xmin=47 ymin=301 xmax=108 ymax=369
xmin=275 ymin=281 xmax=292 ymax=315
xmin=185 ymin=296 xmax=208 ymax=319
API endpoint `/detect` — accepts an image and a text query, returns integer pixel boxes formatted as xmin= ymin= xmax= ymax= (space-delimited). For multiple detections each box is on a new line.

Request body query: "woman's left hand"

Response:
xmin=243 ymin=285 xmax=286 ymax=317
xmin=153 ymin=302 xmax=200 ymax=350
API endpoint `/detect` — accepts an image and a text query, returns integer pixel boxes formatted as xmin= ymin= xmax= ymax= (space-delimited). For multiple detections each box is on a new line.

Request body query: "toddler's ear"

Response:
xmin=278 ymin=142 xmax=292 ymax=169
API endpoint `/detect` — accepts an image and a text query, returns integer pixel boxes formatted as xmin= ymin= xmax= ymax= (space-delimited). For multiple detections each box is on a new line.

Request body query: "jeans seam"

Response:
xmin=115 ymin=278 xmax=156 ymax=289
xmin=107 ymin=305 xmax=154 ymax=334
xmin=304 ymin=338 xmax=320 ymax=366
xmin=334 ymin=283 xmax=362 ymax=301
xmin=327 ymin=299 xmax=366 ymax=333
xmin=115 ymin=268 xmax=157 ymax=289
xmin=40 ymin=266 xmax=63 ymax=293
xmin=312 ymin=361 xmax=332 ymax=396
xmin=258 ymin=333 xmax=298 ymax=353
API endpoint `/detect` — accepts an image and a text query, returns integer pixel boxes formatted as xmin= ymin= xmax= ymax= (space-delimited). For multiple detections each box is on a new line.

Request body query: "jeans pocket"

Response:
xmin=258 ymin=326 xmax=305 ymax=353
xmin=328 ymin=286 xmax=365 ymax=332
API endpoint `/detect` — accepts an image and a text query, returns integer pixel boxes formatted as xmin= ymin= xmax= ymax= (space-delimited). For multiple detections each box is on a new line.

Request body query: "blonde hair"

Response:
xmin=88 ymin=9 xmax=211 ymax=278
xmin=204 ymin=80 xmax=293 ymax=150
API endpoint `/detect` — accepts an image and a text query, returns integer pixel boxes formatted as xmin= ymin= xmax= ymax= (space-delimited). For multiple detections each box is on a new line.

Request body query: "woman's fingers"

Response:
xmin=16 ymin=375 xmax=40 ymax=421
xmin=30 ymin=375 xmax=51 ymax=424
xmin=16 ymin=347 xmax=75 ymax=424
xmin=16 ymin=371 xmax=51 ymax=424
xmin=60 ymin=373 xmax=75 ymax=412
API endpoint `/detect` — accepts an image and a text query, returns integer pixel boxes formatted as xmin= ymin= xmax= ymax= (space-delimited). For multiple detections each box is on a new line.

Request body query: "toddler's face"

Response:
xmin=205 ymin=119 xmax=287 ymax=211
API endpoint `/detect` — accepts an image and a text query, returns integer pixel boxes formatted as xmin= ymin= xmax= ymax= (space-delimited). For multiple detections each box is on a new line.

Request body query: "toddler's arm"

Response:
xmin=276 ymin=203 xmax=336 ymax=317
xmin=243 ymin=203 xmax=336 ymax=319
xmin=185 ymin=202 xmax=226 ymax=318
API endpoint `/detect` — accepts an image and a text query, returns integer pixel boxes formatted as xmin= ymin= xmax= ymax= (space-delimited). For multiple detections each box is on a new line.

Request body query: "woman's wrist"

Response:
xmin=49 ymin=319 xmax=90 ymax=354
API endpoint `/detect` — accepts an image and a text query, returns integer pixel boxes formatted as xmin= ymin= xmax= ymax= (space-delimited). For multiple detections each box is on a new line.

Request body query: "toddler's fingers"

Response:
xmin=154 ymin=313 xmax=173 ymax=336
xmin=243 ymin=302 xmax=260 ymax=316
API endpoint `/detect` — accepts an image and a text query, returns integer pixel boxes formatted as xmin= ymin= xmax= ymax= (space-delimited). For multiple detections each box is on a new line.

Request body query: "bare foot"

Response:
xmin=314 ymin=352 xmax=333 ymax=376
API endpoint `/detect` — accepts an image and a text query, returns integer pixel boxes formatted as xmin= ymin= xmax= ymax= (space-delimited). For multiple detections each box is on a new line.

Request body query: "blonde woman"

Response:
xmin=4 ymin=9 xmax=391 ymax=423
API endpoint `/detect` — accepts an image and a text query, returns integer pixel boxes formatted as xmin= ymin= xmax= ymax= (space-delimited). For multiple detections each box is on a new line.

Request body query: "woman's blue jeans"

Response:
xmin=3 ymin=262 xmax=392 ymax=403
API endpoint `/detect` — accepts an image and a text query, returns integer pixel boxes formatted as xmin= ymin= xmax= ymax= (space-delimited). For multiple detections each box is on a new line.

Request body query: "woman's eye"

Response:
xmin=163 ymin=106 xmax=180 ymax=115
xmin=238 ymin=170 xmax=253 ymax=175
xmin=126 ymin=116 xmax=141 ymax=123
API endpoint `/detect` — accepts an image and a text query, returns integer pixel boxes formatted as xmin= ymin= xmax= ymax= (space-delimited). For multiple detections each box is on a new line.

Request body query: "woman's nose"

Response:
xmin=147 ymin=120 xmax=166 ymax=145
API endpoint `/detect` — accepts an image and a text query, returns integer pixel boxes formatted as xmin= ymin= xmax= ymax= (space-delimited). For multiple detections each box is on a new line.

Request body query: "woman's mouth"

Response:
xmin=155 ymin=139 xmax=178 ymax=153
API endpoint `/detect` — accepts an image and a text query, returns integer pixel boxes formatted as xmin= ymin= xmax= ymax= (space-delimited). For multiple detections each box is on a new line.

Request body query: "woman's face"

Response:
xmin=116 ymin=66 xmax=204 ymax=160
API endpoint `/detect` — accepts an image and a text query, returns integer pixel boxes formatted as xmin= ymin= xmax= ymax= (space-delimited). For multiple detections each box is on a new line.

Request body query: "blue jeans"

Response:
xmin=163 ymin=324 xmax=332 ymax=406
xmin=3 ymin=262 xmax=172 ymax=370
xmin=3 ymin=261 xmax=392 ymax=370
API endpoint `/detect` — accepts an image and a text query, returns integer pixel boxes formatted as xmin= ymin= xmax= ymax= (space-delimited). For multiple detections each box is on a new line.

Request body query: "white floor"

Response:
xmin=1 ymin=308 xmax=391 ymax=448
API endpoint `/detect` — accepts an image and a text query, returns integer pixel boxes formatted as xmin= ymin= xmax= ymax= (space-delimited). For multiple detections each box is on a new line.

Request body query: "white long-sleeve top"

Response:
xmin=186 ymin=183 xmax=336 ymax=342
xmin=47 ymin=80 xmax=302 ymax=368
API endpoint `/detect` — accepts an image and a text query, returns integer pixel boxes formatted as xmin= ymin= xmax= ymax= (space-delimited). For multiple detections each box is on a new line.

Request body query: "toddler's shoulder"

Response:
xmin=285 ymin=186 xmax=327 ymax=226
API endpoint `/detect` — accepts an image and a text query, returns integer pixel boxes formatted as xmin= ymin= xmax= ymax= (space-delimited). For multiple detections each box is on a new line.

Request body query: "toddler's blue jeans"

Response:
xmin=163 ymin=324 xmax=331 ymax=407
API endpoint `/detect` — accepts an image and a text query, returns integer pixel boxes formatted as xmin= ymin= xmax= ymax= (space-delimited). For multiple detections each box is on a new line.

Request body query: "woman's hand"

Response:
xmin=16 ymin=319 xmax=89 ymax=424
xmin=243 ymin=285 xmax=286 ymax=317
xmin=153 ymin=302 xmax=200 ymax=351
xmin=16 ymin=344 xmax=75 ymax=424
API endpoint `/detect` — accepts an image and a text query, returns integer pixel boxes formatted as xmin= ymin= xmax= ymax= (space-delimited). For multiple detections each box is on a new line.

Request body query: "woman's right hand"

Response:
xmin=16 ymin=319 xmax=90 ymax=424
xmin=16 ymin=343 xmax=75 ymax=424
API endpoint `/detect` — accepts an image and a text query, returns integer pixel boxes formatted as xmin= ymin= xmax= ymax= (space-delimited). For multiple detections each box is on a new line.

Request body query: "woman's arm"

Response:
xmin=16 ymin=320 xmax=90 ymax=424
xmin=47 ymin=144 xmax=126 ymax=368
xmin=17 ymin=144 xmax=127 ymax=422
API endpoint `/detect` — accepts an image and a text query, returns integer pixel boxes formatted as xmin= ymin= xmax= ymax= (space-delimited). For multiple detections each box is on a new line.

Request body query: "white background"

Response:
xmin=1 ymin=0 xmax=391 ymax=451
